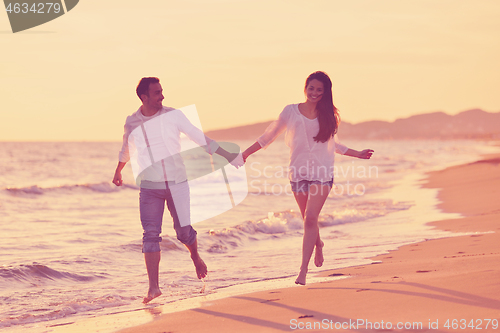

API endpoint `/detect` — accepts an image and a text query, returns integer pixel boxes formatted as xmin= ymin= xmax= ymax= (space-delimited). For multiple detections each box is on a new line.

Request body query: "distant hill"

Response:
xmin=205 ymin=109 xmax=500 ymax=140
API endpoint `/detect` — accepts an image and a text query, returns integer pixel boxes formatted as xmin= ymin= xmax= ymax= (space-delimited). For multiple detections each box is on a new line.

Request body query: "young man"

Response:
xmin=112 ymin=77 xmax=242 ymax=304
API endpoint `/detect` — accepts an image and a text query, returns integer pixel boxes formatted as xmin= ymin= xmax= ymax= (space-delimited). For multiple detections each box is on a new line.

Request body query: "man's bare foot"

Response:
xmin=142 ymin=288 xmax=162 ymax=304
xmin=295 ymin=269 xmax=307 ymax=285
xmin=192 ymin=255 xmax=207 ymax=279
xmin=314 ymin=240 xmax=324 ymax=267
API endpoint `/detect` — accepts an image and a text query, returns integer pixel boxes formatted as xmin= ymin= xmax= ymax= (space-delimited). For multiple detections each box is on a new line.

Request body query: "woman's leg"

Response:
xmin=293 ymin=190 xmax=308 ymax=219
xmin=294 ymin=190 xmax=324 ymax=268
xmin=294 ymin=184 xmax=330 ymax=285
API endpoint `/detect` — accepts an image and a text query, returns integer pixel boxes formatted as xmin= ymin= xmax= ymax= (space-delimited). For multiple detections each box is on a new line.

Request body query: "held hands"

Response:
xmin=228 ymin=152 xmax=245 ymax=169
xmin=358 ymin=149 xmax=374 ymax=159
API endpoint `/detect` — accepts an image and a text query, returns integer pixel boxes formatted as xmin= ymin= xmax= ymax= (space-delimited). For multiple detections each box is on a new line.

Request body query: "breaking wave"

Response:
xmin=4 ymin=182 xmax=139 ymax=196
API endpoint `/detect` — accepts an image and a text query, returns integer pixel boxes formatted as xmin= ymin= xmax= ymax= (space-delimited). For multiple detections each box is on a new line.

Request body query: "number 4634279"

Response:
xmin=444 ymin=319 xmax=498 ymax=330
xmin=6 ymin=3 xmax=62 ymax=14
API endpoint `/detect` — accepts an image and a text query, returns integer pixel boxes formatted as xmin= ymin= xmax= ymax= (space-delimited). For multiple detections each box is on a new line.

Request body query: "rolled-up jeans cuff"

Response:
xmin=142 ymin=241 xmax=161 ymax=253
xmin=176 ymin=227 xmax=197 ymax=246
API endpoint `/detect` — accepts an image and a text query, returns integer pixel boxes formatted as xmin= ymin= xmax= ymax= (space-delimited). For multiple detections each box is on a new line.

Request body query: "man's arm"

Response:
xmin=112 ymin=161 xmax=127 ymax=186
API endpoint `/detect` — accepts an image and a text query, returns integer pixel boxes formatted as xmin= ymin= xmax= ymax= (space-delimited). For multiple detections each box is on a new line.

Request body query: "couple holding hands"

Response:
xmin=113 ymin=72 xmax=373 ymax=304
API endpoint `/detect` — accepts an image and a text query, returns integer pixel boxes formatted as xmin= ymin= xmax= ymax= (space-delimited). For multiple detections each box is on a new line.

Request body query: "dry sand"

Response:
xmin=116 ymin=155 xmax=500 ymax=333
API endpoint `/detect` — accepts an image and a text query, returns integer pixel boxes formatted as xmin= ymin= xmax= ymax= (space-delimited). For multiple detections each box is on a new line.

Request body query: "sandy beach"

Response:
xmin=112 ymin=155 xmax=500 ymax=332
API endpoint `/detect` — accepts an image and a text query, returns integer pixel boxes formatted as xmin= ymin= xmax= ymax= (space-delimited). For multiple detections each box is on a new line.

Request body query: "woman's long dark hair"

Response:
xmin=305 ymin=71 xmax=340 ymax=143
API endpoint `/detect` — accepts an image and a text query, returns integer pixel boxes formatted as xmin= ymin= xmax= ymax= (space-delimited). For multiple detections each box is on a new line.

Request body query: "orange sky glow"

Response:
xmin=1 ymin=0 xmax=499 ymax=141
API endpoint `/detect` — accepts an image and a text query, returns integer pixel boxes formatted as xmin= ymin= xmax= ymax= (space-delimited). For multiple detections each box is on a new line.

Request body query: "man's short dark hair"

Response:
xmin=136 ymin=77 xmax=160 ymax=101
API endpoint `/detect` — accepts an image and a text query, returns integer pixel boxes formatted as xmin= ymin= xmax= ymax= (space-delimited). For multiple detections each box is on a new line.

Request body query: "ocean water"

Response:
xmin=0 ymin=139 xmax=498 ymax=332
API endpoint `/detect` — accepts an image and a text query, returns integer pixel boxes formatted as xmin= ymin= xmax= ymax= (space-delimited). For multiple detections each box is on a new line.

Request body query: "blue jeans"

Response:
xmin=139 ymin=181 xmax=196 ymax=253
xmin=290 ymin=179 xmax=334 ymax=193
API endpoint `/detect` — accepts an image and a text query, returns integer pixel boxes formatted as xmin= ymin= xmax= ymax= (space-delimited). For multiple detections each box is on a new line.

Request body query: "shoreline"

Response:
xmin=113 ymin=154 xmax=500 ymax=333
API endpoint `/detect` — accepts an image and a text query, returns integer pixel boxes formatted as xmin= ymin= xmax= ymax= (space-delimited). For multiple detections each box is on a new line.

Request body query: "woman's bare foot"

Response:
xmin=192 ymin=255 xmax=207 ymax=279
xmin=295 ymin=268 xmax=307 ymax=285
xmin=314 ymin=240 xmax=324 ymax=267
xmin=143 ymin=288 xmax=162 ymax=304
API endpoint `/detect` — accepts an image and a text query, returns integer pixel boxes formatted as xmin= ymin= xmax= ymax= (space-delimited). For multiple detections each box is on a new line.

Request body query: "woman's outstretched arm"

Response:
xmin=242 ymin=142 xmax=262 ymax=162
xmin=243 ymin=106 xmax=290 ymax=163
xmin=344 ymin=148 xmax=374 ymax=159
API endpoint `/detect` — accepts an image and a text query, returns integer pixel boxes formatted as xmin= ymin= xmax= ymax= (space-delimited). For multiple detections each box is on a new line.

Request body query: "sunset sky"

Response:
xmin=1 ymin=0 xmax=499 ymax=141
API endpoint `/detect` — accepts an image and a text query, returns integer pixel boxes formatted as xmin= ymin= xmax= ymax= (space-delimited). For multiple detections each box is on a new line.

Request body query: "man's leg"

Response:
xmin=167 ymin=181 xmax=207 ymax=279
xmin=185 ymin=238 xmax=207 ymax=279
xmin=143 ymin=251 xmax=161 ymax=303
xmin=139 ymin=188 xmax=165 ymax=304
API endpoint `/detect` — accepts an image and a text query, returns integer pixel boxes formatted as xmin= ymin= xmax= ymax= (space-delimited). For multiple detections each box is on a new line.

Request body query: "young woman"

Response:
xmin=242 ymin=71 xmax=373 ymax=285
